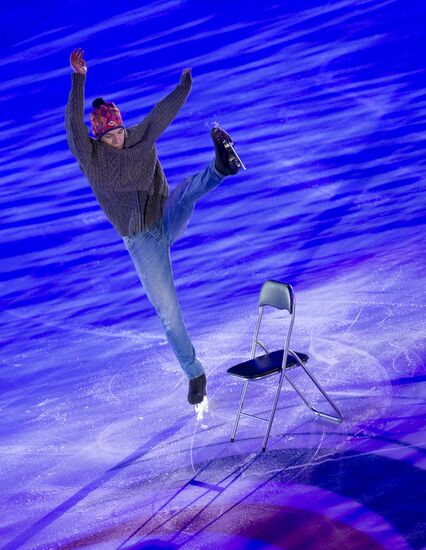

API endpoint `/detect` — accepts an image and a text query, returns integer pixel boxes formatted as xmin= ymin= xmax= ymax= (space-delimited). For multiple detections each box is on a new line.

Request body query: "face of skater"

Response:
xmin=100 ymin=127 xmax=125 ymax=150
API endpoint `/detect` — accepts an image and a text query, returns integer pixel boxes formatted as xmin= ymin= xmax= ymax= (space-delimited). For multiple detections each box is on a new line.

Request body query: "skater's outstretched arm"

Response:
xmin=126 ymin=69 xmax=192 ymax=148
xmin=65 ymin=48 xmax=94 ymax=162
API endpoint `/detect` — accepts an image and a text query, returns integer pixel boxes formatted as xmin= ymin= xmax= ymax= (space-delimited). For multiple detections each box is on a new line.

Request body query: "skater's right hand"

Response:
xmin=70 ymin=48 xmax=87 ymax=75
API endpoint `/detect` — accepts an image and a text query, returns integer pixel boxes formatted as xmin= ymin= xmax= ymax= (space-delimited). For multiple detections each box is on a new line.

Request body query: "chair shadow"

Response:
xmin=119 ymin=439 xmax=426 ymax=550
xmin=117 ymin=447 xmax=263 ymax=549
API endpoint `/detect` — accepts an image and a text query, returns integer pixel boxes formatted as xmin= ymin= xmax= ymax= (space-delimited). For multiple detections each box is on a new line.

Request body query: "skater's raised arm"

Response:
xmin=126 ymin=68 xmax=192 ymax=147
xmin=65 ymin=48 xmax=94 ymax=162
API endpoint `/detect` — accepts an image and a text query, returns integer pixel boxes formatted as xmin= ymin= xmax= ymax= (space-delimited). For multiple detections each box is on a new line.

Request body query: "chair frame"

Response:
xmin=229 ymin=281 xmax=343 ymax=452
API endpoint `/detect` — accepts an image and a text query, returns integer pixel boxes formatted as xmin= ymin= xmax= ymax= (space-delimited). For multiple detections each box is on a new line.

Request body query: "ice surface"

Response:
xmin=1 ymin=0 xmax=425 ymax=548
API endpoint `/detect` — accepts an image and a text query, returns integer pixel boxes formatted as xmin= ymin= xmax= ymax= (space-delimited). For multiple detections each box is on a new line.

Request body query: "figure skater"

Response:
xmin=65 ymin=48 xmax=244 ymax=408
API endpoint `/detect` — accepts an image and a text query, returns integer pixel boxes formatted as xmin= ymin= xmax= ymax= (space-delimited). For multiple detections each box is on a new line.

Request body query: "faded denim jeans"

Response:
xmin=123 ymin=159 xmax=225 ymax=379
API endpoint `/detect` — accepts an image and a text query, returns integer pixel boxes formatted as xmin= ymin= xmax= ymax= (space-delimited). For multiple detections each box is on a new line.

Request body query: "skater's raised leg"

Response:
xmin=162 ymin=159 xmax=223 ymax=245
xmin=162 ymin=126 xmax=243 ymax=245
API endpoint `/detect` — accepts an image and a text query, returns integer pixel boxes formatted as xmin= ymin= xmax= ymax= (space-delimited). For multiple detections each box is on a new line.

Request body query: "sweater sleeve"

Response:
xmin=126 ymin=77 xmax=191 ymax=147
xmin=65 ymin=73 xmax=94 ymax=163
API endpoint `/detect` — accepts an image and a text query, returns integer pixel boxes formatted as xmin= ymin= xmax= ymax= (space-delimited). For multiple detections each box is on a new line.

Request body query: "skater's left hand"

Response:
xmin=70 ymin=48 xmax=87 ymax=75
xmin=180 ymin=67 xmax=192 ymax=87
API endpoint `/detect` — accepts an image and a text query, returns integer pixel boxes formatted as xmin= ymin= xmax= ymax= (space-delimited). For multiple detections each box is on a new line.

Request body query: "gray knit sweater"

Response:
xmin=65 ymin=72 xmax=192 ymax=236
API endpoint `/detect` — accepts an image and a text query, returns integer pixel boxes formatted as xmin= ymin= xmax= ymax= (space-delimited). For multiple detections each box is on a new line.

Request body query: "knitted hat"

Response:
xmin=90 ymin=97 xmax=124 ymax=139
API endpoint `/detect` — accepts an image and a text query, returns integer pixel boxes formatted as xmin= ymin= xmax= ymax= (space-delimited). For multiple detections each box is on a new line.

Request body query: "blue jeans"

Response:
xmin=123 ymin=159 xmax=225 ymax=379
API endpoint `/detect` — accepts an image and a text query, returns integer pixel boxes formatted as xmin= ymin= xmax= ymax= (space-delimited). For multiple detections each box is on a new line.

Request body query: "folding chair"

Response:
xmin=227 ymin=280 xmax=343 ymax=452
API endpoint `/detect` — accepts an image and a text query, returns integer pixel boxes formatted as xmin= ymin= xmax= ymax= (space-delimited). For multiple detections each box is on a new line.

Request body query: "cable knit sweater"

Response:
xmin=65 ymin=72 xmax=192 ymax=236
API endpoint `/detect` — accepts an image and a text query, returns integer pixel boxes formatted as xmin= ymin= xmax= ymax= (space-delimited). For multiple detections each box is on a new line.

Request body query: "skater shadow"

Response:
xmin=1 ymin=414 xmax=193 ymax=550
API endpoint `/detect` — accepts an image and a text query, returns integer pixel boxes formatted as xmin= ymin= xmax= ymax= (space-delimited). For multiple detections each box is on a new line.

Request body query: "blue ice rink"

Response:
xmin=1 ymin=1 xmax=425 ymax=548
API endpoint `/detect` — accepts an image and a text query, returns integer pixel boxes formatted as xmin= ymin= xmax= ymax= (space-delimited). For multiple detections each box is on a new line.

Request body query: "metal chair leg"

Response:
xmin=261 ymin=371 xmax=285 ymax=452
xmin=231 ymin=380 xmax=249 ymax=442
xmin=286 ymin=350 xmax=343 ymax=423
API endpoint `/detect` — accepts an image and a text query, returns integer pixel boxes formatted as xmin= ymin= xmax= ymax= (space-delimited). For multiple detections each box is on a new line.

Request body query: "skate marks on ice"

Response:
xmin=116 ymin=374 xmax=425 ymax=549
xmin=1 ymin=256 xmax=424 ymax=548
xmin=113 ymin=412 xmax=424 ymax=550
xmin=1 ymin=0 xmax=426 ymax=548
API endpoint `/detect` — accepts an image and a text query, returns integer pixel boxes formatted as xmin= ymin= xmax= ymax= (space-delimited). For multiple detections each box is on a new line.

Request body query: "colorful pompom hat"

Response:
xmin=89 ymin=97 xmax=124 ymax=139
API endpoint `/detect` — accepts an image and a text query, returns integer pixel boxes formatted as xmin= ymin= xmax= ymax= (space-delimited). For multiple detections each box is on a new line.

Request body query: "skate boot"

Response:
xmin=211 ymin=124 xmax=246 ymax=176
xmin=188 ymin=372 xmax=207 ymax=405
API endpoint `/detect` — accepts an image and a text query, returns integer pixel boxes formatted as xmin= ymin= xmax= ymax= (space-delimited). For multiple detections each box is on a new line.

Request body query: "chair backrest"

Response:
xmin=252 ymin=280 xmax=296 ymax=364
xmin=258 ymin=280 xmax=294 ymax=314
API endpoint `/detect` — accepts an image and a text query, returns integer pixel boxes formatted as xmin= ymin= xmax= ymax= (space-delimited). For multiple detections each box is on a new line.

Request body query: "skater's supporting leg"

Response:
xmin=123 ymin=231 xmax=204 ymax=380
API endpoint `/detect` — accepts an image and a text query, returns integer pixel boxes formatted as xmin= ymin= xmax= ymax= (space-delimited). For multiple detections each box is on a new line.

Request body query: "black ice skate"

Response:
xmin=188 ymin=372 xmax=207 ymax=405
xmin=211 ymin=124 xmax=246 ymax=176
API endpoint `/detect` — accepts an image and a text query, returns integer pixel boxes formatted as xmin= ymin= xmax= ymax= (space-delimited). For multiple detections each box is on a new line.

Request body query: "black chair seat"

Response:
xmin=227 ymin=349 xmax=309 ymax=380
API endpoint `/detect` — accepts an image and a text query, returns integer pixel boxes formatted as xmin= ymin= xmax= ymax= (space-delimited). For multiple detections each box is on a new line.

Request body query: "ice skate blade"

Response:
xmin=213 ymin=123 xmax=247 ymax=171
xmin=223 ymin=141 xmax=246 ymax=170
xmin=194 ymin=396 xmax=209 ymax=421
